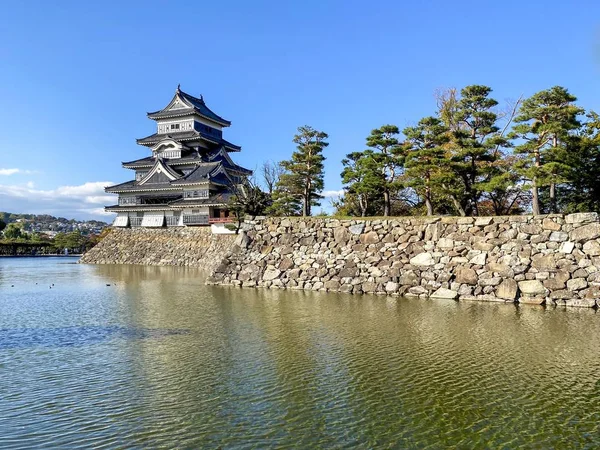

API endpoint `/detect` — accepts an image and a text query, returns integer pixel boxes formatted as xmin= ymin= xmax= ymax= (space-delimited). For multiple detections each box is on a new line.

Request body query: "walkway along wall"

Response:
xmin=79 ymin=227 xmax=236 ymax=271
xmin=207 ymin=214 xmax=600 ymax=308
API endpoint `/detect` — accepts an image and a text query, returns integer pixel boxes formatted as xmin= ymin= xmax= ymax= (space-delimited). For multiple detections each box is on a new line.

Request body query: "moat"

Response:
xmin=1 ymin=257 xmax=600 ymax=448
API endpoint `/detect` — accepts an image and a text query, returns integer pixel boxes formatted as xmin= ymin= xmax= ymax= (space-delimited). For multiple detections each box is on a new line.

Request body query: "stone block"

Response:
xmin=518 ymin=280 xmax=546 ymax=296
xmin=559 ymin=241 xmax=575 ymax=254
xmin=475 ymin=217 xmax=493 ymax=226
xmin=564 ymin=298 xmax=596 ymax=308
xmin=325 ymin=280 xmax=341 ymax=291
xmin=410 ymin=252 xmax=435 ymax=266
xmin=549 ymin=289 xmax=572 ymax=300
xmin=431 ymin=287 xmax=458 ymax=299
xmin=348 ymin=223 xmax=365 ymax=235
xmin=262 ymin=268 xmax=281 ymax=281
xmin=543 ymin=278 xmax=566 ymax=290
xmin=521 ymin=224 xmax=542 ymax=235
xmin=385 ymin=281 xmax=399 ymax=293
xmin=549 ymin=231 xmax=569 ymax=242
xmin=455 ymin=267 xmax=478 ymax=285
xmin=360 ymin=231 xmax=380 ymax=244
xmin=408 ymin=286 xmax=428 ymax=295
xmin=570 ymin=223 xmax=600 ymax=242
xmin=362 ymin=281 xmax=377 ymax=293
xmin=479 ymin=277 xmax=502 ymax=287
xmin=437 ymin=238 xmax=454 ymax=249
xmin=567 ymin=278 xmax=588 ymax=291
xmin=496 ymin=279 xmax=518 ymax=300
xmin=531 ymin=254 xmax=556 ymax=270
xmin=582 ymin=240 xmax=600 ymax=256
xmin=542 ymin=218 xmax=562 ymax=231
xmin=518 ymin=296 xmax=546 ymax=305
xmin=565 ymin=212 xmax=598 ymax=224
xmin=469 ymin=253 xmax=487 ymax=266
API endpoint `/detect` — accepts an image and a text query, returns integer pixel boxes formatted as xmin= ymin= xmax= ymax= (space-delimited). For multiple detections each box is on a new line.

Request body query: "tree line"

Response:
xmin=0 ymin=221 xmax=108 ymax=254
xmin=231 ymin=85 xmax=599 ymax=218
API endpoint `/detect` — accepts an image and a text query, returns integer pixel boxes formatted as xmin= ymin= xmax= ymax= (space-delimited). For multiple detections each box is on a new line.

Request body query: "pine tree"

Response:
xmin=403 ymin=117 xmax=449 ymax=216
xmin=365 ymin=125 xmax=405 ymax=216
xmin=446 ymin=85 xmax=506 ymax=216
xmin=340 ymin=150 xmax=385 ymax=217
xmin=509 ymin=86 xmax=582 ymax=214
xmin=557 ymin=112 xmax=600 ymax=213
xmin=277 ymin=126 xmax=328 ymax=216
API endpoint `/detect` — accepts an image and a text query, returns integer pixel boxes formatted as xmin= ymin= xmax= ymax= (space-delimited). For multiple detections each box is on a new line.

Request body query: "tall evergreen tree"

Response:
xmin=403 ymin=117 xmax=449 ymax=215
xmin=277 ymin=126 xmax=328 ymax=216
xmin=509 ymin=86 xmax=582 ymax=214
xmin=445 ymin=85 xmax=506 ymax=216
xmin=365 ymin=125 xmax=405 ymax=216
xmin=340 ymin=150 xmax=385 ymax=217
xmin=557 ymin=111 xmax=600 ymax=213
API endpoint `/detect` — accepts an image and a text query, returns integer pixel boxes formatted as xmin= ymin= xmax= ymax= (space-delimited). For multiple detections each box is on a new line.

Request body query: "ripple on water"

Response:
xmin=2 ymin=259 xmax=600 ymax=448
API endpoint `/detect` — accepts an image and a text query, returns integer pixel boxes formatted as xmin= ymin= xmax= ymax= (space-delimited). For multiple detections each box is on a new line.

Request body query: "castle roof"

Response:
xmin=147 ymin=86 xmax=231 ymax=126
xmin=136 ymin=130 xmax=241 ymax=152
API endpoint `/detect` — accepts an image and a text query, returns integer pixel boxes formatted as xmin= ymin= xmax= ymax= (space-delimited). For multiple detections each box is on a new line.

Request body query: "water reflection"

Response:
xmin=0 ymin=326 xmax=189 ymax=349
xmin=1 ymin=258 xmax=600 ymax=448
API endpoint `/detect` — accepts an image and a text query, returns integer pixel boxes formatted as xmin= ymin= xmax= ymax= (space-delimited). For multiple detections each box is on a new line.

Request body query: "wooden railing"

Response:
xmin=166 ymin=216 xmax=180 ymax=227
xmin=209 ymin=217 xmax=234 ymax=224
xmin=182 ymin=215 xmax=209 ymax=225
xmin=130 ymin=217 xmax=143 ymax=227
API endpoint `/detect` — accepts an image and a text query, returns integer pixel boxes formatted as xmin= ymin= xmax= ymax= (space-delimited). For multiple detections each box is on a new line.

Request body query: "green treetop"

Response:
xmin=403 ymin=116 xmax=450 ymax=216
xmin=340 ymin=150 xmax=385 ymax=217
xmin=364 ymin=125 xmax=405 ymax=216
xmin=277 ymin=125 xmax=328 ymax=216
xmin=509 ymin=86 xmax=582 ymax=215
xmin=444 ymin=85 xmax=507 ymax=216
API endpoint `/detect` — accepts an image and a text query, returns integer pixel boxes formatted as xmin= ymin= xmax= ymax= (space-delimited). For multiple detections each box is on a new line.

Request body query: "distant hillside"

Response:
xmin=0 ymin=212 xmax=108 ymax=226
xmin=0 ymin=212 xmax=109 ymax=236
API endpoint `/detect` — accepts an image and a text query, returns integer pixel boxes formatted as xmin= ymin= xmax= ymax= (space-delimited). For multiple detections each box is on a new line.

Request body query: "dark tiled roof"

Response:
xmin=105 ymin=179 xmax=178 ymax=192
xmin=209 ymin=153 xmax=253 ymax=175
xmin=135 ymin=131 xmax=241 ymax=151
xmin=147 ymin=88 xmax=231 ymax=126
xmin=171 ymin=163 xmax=220 ymax=185
xmin=105 ymin=180 xmax=137 ymax=192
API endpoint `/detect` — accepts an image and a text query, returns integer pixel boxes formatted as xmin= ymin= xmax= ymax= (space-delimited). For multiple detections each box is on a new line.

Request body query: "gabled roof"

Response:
xmin=209 ymin=148 xmax=253 ymax=175
xmin=170 ymin=163 xmax=221 ymax=185
xmin=136 ymin=130 xmax=241 ymax=151
xmin=147 ymin=86 xmax=231 ymax=126
xmin=138 ymin=158 xmax=181 ymax=185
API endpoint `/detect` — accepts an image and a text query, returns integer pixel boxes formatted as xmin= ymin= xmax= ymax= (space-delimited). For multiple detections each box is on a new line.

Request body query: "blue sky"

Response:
xmin=0 ymin=0 xmax=599 ymax=220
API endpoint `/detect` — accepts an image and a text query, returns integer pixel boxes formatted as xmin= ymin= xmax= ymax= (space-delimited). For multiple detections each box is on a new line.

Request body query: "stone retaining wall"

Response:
xmin=79 ymin=227 xmax=236 ymax=271
xmin=207 ymin=213 xmax=600 ymax=308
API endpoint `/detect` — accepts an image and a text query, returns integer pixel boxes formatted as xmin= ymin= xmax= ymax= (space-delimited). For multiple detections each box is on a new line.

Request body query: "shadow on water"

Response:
xmin=0 ymin=326 xmax=189 ymax=349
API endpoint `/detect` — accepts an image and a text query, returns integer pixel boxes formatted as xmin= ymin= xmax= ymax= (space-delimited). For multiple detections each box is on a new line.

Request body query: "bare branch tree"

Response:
xmin=261 ymin=160 xmax=284 ymax=194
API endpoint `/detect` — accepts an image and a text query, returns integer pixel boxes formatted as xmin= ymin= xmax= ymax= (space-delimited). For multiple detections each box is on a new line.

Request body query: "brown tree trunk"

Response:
xmin=383 ymin=190 xmax=390 ymax=216
xmin=425 ymin=183 xmax=433 ymax=216
xmin=532 ymin=150 xmax=541 ymax=215
xmin=425 ymin=198 xmax=433 ymax=216
xmin=532 ymin=182 xmax=540 ymax=215
xmin=451 ymin=195 xmax=466 ymax=217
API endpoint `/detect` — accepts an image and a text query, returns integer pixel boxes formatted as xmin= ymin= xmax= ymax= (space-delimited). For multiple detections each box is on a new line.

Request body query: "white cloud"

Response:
xmin=0 ymin=168 xmax=36 ymax=176
xmin=322 ymin=189 xmax=345 ymax=198
xmin=0 ymin=181 xmax=116 ymax=221
xmin=0 ymin=168 xmax=21 ymax=176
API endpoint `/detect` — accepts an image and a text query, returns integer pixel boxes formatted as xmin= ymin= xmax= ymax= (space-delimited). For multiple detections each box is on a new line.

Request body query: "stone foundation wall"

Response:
xmin=208 ymin=213 xmax=600 ymax=307
xmin=80 ymin=227 xmax=237 ymax=271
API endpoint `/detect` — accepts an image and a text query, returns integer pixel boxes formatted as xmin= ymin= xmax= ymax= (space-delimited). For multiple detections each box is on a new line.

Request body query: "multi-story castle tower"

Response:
xmin=105 ymin=86 xmax=251 ymax=228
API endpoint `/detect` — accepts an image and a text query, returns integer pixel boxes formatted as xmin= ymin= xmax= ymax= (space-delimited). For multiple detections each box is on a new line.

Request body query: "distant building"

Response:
xmin=105 ymin=86 xmax=251 ymax=228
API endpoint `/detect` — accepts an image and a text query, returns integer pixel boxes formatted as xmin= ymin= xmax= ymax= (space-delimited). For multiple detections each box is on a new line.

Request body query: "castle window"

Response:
xmin=171 ymin=123 xmax=180 ymax=130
